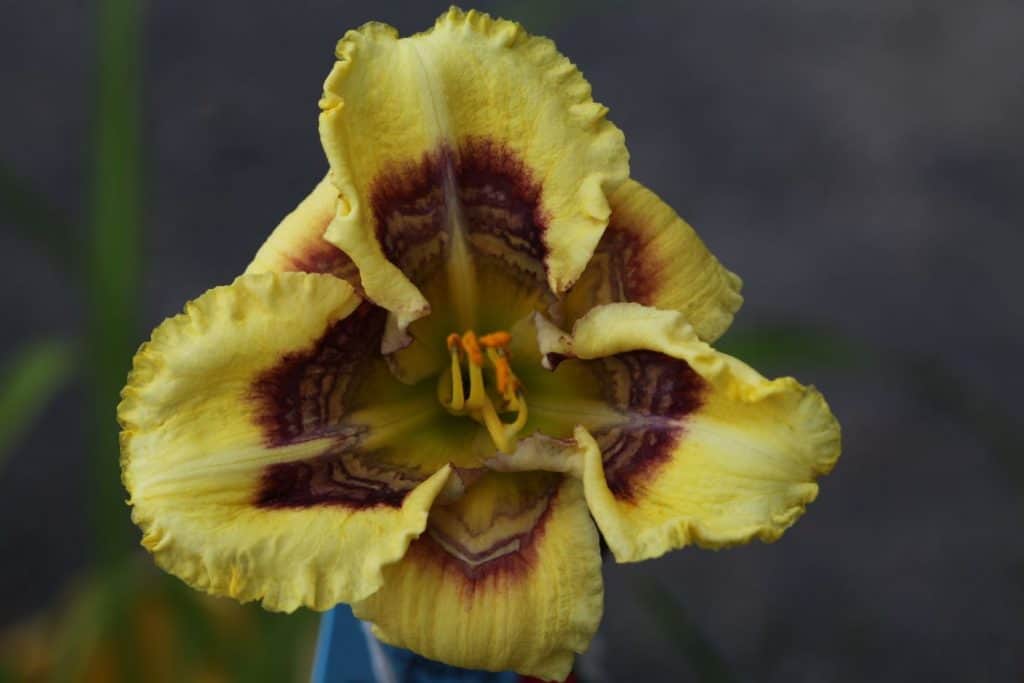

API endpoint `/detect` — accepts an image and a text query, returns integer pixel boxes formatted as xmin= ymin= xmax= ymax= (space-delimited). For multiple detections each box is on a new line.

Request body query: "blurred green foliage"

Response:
xmin=716 ymin=323 xmax=867 ymax=373
xmin=0 ymin=0 xmax=322 ymax=680
xmin=0 ymin=558 xmax=317 ymax=682
xmin=0 ymin=341 xmax=74 ymax=467
xmin=88 ymin=0 xmax=143 ymax=567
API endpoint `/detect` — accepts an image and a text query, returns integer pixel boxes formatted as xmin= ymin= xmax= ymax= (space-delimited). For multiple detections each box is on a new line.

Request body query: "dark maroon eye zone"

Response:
xmin=256 ymin=448 xmax=421 ymax=510
xmin=413 ymin=477 xmax=559 ymax=585
xmin=591 ymin=350 xmax=706 ymax=501
xmin=250 ymin=301 xmax=386 ymax=448
xmin=250 ymin=302 xmax=422 ymax=510
xmin=368 ymin=136 xmax=549 ymax=287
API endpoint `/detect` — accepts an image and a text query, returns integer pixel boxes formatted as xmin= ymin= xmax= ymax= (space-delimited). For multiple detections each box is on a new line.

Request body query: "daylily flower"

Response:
xmin=118 ymin=8 xmax=840 ymax=681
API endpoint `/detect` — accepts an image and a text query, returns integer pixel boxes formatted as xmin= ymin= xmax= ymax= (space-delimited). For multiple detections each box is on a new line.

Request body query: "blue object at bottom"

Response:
xmin=312 ymin=604 xmax=520 ymax=683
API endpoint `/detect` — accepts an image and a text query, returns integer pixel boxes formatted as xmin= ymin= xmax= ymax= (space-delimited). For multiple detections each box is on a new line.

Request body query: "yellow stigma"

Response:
xmin=439 ymin=329 xmax=527 ymax=453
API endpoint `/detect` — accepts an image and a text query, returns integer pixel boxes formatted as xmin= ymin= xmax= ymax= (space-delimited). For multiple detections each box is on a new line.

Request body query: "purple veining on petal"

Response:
xmin=403 ymin=476 xmax=560 ymax=590
xmin=588 ymin=216 xmax=660 ymax=304
xmin=591 ymin=350 xmax=706 ymax=501
xmin=250 ymin=301 xmax=386 ymax=447
xmin=286 ymin=236 xmax=365 ymax=295
xmin=255 ymin=445 xmax=424 ymax=510
xmin=368 ymin=137 xmax=549 ymax=287
xmin=563 ymin=211 xmax=663 ymax=317
xmin=458 ymin=136 xmax=549 ymax=268
xmin=248 ymin=302 xmax=426 ymax=510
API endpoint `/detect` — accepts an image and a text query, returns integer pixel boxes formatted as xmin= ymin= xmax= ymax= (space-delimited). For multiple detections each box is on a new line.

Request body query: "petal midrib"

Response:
xmin=409 ymin=38 xmax=479 ymax=330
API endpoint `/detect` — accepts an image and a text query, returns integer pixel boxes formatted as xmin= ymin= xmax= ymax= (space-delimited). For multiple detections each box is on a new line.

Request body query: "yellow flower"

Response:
xmin=119 ymin=8 xmax=840 ymax=680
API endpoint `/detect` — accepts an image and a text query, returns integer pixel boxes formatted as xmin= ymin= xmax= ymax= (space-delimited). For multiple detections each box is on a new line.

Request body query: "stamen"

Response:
xmin=465 ymin=357 xmax=488 ymax=409
xmin=485 ymin=347 xmax=518 ymax=402
xmin=509 ymin=390 xmax=528 ymax=432
xmin=439 ymin=328 xmax=530 ymax=453
xmin=478 ymin=393 xmax=513 ymax=453
xmin=479 ymin=331 xmax=511 ymax=348
xmin=480 ymin=329 xmax=519 ymax=405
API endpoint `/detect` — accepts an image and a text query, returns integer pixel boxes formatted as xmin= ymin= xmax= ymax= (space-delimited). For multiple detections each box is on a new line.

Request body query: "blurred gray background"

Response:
xmin=2 ymin=1 xmax=1022 ymax=681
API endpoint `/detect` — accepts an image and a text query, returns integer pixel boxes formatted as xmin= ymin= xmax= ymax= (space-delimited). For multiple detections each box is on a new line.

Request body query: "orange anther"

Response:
xmin=446 ymin=333 xmax=462 ymax=351
xmin=460 ymin=331 xmax=484 ymax=366
xmin=479 ymin=331 xmax=512 ymax=348
xmin=493 ymin=354 xmax=517 ymax=395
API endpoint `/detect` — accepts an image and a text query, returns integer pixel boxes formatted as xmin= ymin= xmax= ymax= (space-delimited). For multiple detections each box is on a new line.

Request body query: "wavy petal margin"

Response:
xmin=532 ymin=303 xmax=840 ymax=562
xmin=354 ymin=472 xmax=602 ymax=680
xmin=318 ymin=8 xmax=628 ymax=332
xmin=119 ymin=272 xmax=453 ymax=611
xmin=563 ymin=179 xmax=743 ymax=342
xmin=246 ymin=174 xmax=363 ymax=291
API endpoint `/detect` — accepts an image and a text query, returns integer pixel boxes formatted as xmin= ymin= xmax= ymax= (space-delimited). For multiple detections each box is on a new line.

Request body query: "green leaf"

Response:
xmin=0 ymin=340 xmax=75 ymax=465
xmin=715 ymin=323 xmax=867 ymax=371
xmin=87 ymin=0 xmax=143 ymax=566
xmin=636 ymin=580 xmax=739 ymax=683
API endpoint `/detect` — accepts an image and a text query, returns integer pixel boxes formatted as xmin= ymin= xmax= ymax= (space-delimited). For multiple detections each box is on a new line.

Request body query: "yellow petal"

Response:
xmin=318 ymin=8 xmax=628 ymax=333
xmin=535 ymin=303 xmax=840 ymax=562
xmin=353 ymin=472 xmax=603 ymax=680
xmin=563 ymin=179 xmax=743 ymax=342
xmin=246 ymin=174 xmax=362 ymax=290
xmin=119 ymin=272 xmax=456 ymax=611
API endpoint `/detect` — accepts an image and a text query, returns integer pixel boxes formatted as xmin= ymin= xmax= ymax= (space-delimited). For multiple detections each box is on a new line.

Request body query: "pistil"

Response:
xmin=439 ymin=329 xmax=528 ymax=452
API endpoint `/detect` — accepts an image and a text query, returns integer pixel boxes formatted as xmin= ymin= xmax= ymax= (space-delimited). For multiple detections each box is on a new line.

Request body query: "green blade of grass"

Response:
xmin=87 ymin=0 xmax=142 ymax=566
xmin=0 ymin=340 xmax=75 ymax=467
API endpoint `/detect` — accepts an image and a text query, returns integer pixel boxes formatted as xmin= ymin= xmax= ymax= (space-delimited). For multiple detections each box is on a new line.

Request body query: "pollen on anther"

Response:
xmin=495 ymin=356 xmax=514 ymax=394
xmin=461 ymin=331 xmax=484 ymax=366
xmin=479 ymin=331 xmax=511 ymax=348
xmin=446 ymin=333 xmax=463 ymax=351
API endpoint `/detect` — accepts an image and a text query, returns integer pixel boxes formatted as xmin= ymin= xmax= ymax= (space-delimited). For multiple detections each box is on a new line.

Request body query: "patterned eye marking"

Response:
xmin=591 ymin=351 xmax=706 ymax=501
xmin=413 ymin=476 xmax=560 ymax=589
xmin=256 ymin=447 xmax=423 ymax=510
xmin=250 ymin=303 xmax=427 ymax=509
xmin=369 ymin=136 xmax=549 ymax=286
xmin=251 ymin=302 xmax=386 ymax=447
